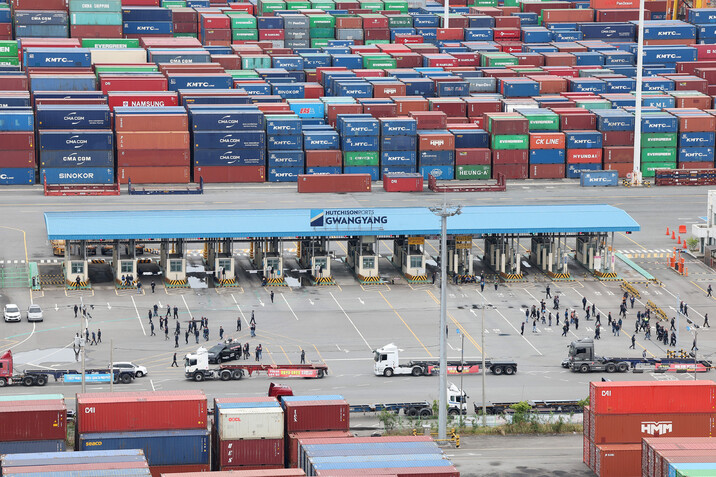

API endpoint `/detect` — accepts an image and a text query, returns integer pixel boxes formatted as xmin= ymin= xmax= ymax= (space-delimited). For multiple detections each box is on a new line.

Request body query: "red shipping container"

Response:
xmin=679 ymin=161 xmax=714 ymax=169
xmin=201 ymin=14 xmax=230 ymax=29
xmin=493 ymin=150 xmax=528 ymax=164
xmin=590 ymin=0 xmax=638 ymax=8
xmin=0 ymin=150 xmax=35 ymax=168
xmin=602 ymin=130 xmax=635 ymax=146
xmin=0 ymin=132 xmax=33 ymax=150
xmin=529 ymin=163 xmax=565 ymax=179
xmin=542 ymin=8 xmax=595 ymax=22
xmin=76 ymin=391 xmax=206 ymax=433
xmin=676 ymin=60 xmax=716 ymax=74
xmin=287 ymin=431 xmax=353 ymax=468
xmin=455 ymin=148 xmax=491 ymax=165
xmin=493 ymin=163 xmax=528 ymax=179
xmin=382 ymin=173 xmax=423 ymax=192
xmin=12 ymin=0 xmax=66 ymax=8
xmin=140 ymin=37 xmax=202 ymax=48
xmin=604 ymin=162 xmax=633 ymax=177
xmin=494 ymin=15 xmax=521 ymax=27
xmin=260 ymin=29 xmax=285 ymax=40
xmin=106 ymin=92 xmax=179 ymax=111
xmin=529 ymin=132 xmax=565 ymax=149
xmin=337 ymin=17 xmax=362 ymax=28
xmin=493 ymin=28 xmax=521 ymax=40
xmin=410 ymin=111 xmax=448 ymax=129
xmin=591 ymin=412 xmax=716 ymax=444
xmin=202 ymin=29 xmax=232 ymax=41
xmin=122 ymin=0 xmax=160 ymax=4
xmin=211 ymin=54 xmax=241 ymax=70
xmin=148 ymin=464 xmax=209 ymax=477
xmin=100 ymin=75 xmax=168 ymax=94
xmin=603 ymin=146 xmax=634 ymax=163
xmin=567 ymin=149 xmax=602 ymax=163
xmin=391 ymin=53 xmax=422 ymax=68
xmin=595 ymin=444 xmax=641 ymax=477
xmin=70 ymin=24 xmax=124 ymax=38
xmin=584 ymin=435 xmax=592 ymax=469
xmin=305 ymin=150 xmax=342 ymax=168
xmin=117 ymin=132 xmax=189 ymax=150
xmin=418 ymin=132 xmax=455 ymax=151
xmin=117 ymin=150 xmax=190 ymax=167
xmin=365 ymin=29 xmax=390 ymax=41
xmin=436 ymin=28 xmax=464 ymax=41
xmin=590 ymin=381 xmax=716 ymax=415
xmin=394 ymin=97 xmax=429 ymax=115
xmin=115 ymin=114 xmax=187 ymax=132
xmin=297 ymin=174 xmax=370 ymax=193
xmin=595 ymin=8 xmax=648 ymax=21
xmin=679 ymin=115 xmax=716 ymax=132
xmin=0 ymin=75 xmax=29 ymax=90
xmin=194 ymin=165 xmax=265 ymax=183
xmin=0 ymin=402 xmax=66 ymax=441
xmin=283 ymin=399 xmax=350 ymax=432
xmin=118 ymin=166 xmax=190 ymax=184
xmin=373 ymin=82 xmax=406 ymax=98
xmin=584 ymin=405 xmax=591 ymax=438
xmin=217 ymin=438 xmax=283 ymax=467
xmin=326 ymin=104 xmax=363 ymax=127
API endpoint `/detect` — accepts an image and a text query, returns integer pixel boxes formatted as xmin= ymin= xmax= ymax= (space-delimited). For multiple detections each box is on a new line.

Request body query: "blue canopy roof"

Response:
xmin=44 ymin=205 xmax=639 ymax=241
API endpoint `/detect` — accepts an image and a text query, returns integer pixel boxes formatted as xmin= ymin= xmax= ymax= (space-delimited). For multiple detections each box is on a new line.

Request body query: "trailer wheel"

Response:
xmin=579 ymin=364 xmax=590 ymax=373
xmin=605 ymin=363 xmax=616 ymax=373
xmin=220 ymin=370 xmax=232 ymax=381
xmin=0 ymin=378 xmax=7 ymax=387
xmin=232 ymin=370 xmax=243 ymax=380
xmin=23 ymin=376 xmax=33 ymax=386
xmin=383 ymin=368 xmax=394 ymax=377
xmin=411 ymin=367 xmax=423 ymax=376
xmin=505 ymin=366 xmax=515 ymax=375
xmin=448 ymin=408 xmax=459 ymax=416
xmin=121 ymin=373 xmax=132 ymax=384
xmin=36 ymin=375 xmax=47 ymax=386
xmin=617 ymin=362 xmax=629 ymax=373
xmin=317 ymin=370 xmax=325 ymax=379
xmin=407 ymin=407 xmax=418 ymax=417
xmin=193 ymin=372 xmax=205 ymax=382
xmin=493 ymin=366 xmax=503 ymax=375
xmin=419 ymin=408 xmax=432 ymax=417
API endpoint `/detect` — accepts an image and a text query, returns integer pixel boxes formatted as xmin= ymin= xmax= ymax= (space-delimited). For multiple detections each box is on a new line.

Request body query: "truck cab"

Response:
xmin=373 ymin=343 xmax=423 ymax=377
xmin=447 ymin=383 xmax=468 ymax=416
xmin=0 ymin=350 xmax=13 ymax=385
xmin=185 ymin=347 xmax=209 ymax=379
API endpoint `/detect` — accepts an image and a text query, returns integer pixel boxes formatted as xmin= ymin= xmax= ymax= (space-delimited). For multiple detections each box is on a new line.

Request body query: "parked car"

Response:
xmin=26 ymin=304 xmax=43 ymax=322
xmin=111 ymin=362 xmax=147 ymax=378
xmin=3 ymin=304 xmax=21 ymax=323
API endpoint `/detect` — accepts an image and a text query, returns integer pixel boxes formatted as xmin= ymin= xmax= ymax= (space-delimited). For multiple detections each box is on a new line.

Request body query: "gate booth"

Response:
xmin=64 ymin=240 xmax=89 ymax=289
xmin=160 ymin=239 xmax=187 ymax=288
xmin=447 ymin=235 xmax=474 ymax=280
xmin=576 ymin=233 xmax=617 ymax=279
xmin=346 ymin=236 xmax=380 ymax=283
xmin=530 ymin=234 xmax=571 ymax=280
xmin=392 ymin=236 xmax=427 ymax=283
xmin=112 ymin=239 xmax=138 ymax=289
xmin=204 ymin=239 xmax=237 ymax=287
xmin=484 ymin=236 xmax=522 ymax=281
xmin=252 ymin=238 xmax=285 ymax=285
xmin=298 ymin=238 xmax=334 ymax=285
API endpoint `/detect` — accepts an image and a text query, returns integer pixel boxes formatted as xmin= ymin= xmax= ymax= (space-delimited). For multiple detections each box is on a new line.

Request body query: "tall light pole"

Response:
xmin=430 ymin=203 xmax=462 ymax=440
xmin=631 ymin=0 xmax=646 ymax=186
xmin=481 ymin=298 xmax=486 ymax=427
xmin=80 ymin=296 xmax=86 ymax=393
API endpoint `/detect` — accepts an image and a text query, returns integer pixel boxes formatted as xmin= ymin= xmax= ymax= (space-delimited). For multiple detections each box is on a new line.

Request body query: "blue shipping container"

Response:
xmin=0 ymin=111 xmax=34 ymax=132
xmin=340 ymin=118 xmax=379 ymax=136
xmin=381 ymin=165 xmax=417 ymax=177
xmin=268 ymin=150 xmax=305 ymax=166
xmin=36 ymin=105 xmax=111 ymax=130
xmin=419 ymin=165 xmax=454 ymax=180
xmin=529 ymin=149 xmax=565 ymax=164
xmin=381 ymin=135 xmax=417 ymax=151
xmin=78 ymin=430 xmax=209 ymax=465
xmin=189 ymin=109 xmax=264 ymax=131
xmin=123 ymin=21 xmax=173 ymax=35
xmin=40 ymin=150 xmax=114 ymax=168
xmin=268 ymin=134 xmax=303 ymax=150
xmin=678 ymin=147 xmax=715 ymax=162
xmin=266 ymin=116 xmax=302 ymax=135
xmin=567 ymin=162 xmax=602 ymax=178
xmin=303 ymin=131 xmax=340 ymax=150
xmin=39 ymin=130 xmax=113 ymax=150
xmin=30 ymin=75 xmax=96 ymax=92
xmin=122 ymin=7 xmax=173 ymax=22
xmin=580 ymin=170 xmax=618 ymax=186
xmin=15 ymin=25 xmax=69 ymax=38
xmin=452 ymin=130 xmax=489 ymax=149
xmin=342 ymin=136 xmax=379 ymax=151
xmin=193 ymin=131 xmax=265 ymax=150
xmin=343 ymin=166 xmax=380 ymax=181
xmin=679 ymin=132 xmax=715 ymax=147
xmin=381 ymin=151 xmax=417 ymax=166
xmin=419 ymin=150 xmax=455 ymax=165
xmin=25 ymin=48 xmax=91 ymax=68
xmin=1 ymin=450 xmax=146 ymax=467
xmin=193 ymin=148 xmax=266 ymax=166
xmin=0 ymin=168 xmax=35 ymax=185
xmin=305 ymin=167 xmax=342 ymax=175
xmin=380 ymin=118 xmax=417 ymax=136
xmin=41 ymin=168 xmax=114 ymax=185
xmin=268 ymin=166 xmax=302 ymax=182
xmin=14 ymin=11 xmax=68 ymax=25
xmin=168 ymin=75 xmax=232 ymax=91
xmin=148 ymin=51 xmax=211 ymax=64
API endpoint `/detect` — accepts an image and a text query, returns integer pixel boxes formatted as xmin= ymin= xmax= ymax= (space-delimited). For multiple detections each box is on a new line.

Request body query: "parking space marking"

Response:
xmin=476 ymin=290 xmax=543 ymax=356
xmin=279 ymin=345 xmax=292 ymax=364
xmin=379 ymin=291 xmax=432 ymax=357
xmin=264 ymin=346 xmax=277 ymax=365
xmin=425 ymin=289 xmax=481 ymax=354
xmin=281 ymin=293 xmax=299 ymax=321
xmin=330 ymin=292 xmax=372 ymax=350
xmin=130 ymin=296 xmax=147 ymax=336
xmin=180 ymin=295 xmax=194 ymax=320
xmin=230 ymin=294 xmax=249 ymax=327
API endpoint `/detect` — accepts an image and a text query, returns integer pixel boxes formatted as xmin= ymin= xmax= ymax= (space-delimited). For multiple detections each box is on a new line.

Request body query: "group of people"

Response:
xmin=119 ymin=274 xmax=134 ymax=287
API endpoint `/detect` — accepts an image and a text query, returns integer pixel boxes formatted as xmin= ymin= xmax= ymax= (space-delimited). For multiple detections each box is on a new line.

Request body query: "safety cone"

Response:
xmin=678 ymin=236 xmax=682 ymax=244
xmin=672 ymin=231 xmax=676 ymax=240
xmin=683 ymin=241 xmax=688 ymax=250
xmin=666 ymin=227 xmax=670 ymax=235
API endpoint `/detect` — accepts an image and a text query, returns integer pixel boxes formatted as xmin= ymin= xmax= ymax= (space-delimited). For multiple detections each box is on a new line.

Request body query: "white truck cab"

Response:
xmin=373 ymin=343 xmax=423 ymax=376
xmin=184 ymin=347 xmax=209 ymax=377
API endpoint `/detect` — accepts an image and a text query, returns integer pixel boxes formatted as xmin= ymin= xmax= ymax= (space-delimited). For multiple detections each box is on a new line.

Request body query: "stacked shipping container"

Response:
xmin=0 ymin=394 xmax=66 ymax=454
xmin=642 ymin=437 xmax=716 ymax=477
xmin=1 ymin=449 xmax=151 ymax=476
xmin=0 ymin=94 xmax=34 ymax=185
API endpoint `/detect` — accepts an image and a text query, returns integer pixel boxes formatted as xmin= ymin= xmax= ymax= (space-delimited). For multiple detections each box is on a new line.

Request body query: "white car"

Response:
xmin=112 ymin=362 xmax=148 ymax=378
xmin=3 ymin=304 xmax=21 ymax=323
xmin=27 ymin=304 xmax=43 ymax=322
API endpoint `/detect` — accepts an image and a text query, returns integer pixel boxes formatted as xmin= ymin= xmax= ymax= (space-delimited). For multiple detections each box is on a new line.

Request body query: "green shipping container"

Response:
xmin=242 ymin=56 xmax=271 ymax=69
xmin=456 ymin=165 xmax=491 ymax=180
xmin=82 ymin=38 xmax=140 ymax=48
xmin=491 ymin=134 xmax=529 ymax=150
xmin=308 ymin=15 xmax=335 ymax=28
xmin=162 ymin=0 xmax=185 ymax=6
xmin=676 ymin=470 xmax=716 ymax=477
xmin=311 ymin=0 xmax=335 ymax=8
xmin=641 ymin=148 xmax=677 ymax=162
xmin=365 ymin=39 xmax=390 ymax=45
xmin=230 ymin=16 xmax=257 ymax=29
xmin=576 ymin=99 xmax=612 ymax=110
xmin=344 ymin=151 xmax=379 ymax=166
xmin=309 ymin=27 xmax=335 ymax=38
xmin=227 ymin=70 xmax=260 ymax=78
xmin=641 ymin=133 xmax=677 ymax=148
xmin=640 ymin=161 xmax=677 ymax=177
xmin=310 ymin=38 xmax=332 ymax=48
xmin=69 ymin=0 xmax=122 ymax=11
xmin=287 ymin=1 xmax=311 ymax=9
xmin=522 ymin=114 xmax=559 ymax=131
xmin=382 ymin=1 xmax=408 ymax=12
xmin=387 ymin=15 xmax=412 ymax=27
xmin=94 ymin=65 xmax=158 ymax=73
xmin=232 ymin=29 xmax=259 ymax=41
xmin=360 ymin=1 xmax=384 ymax=11
xmin=0 ymin=56 xmax=19 ymax=66
xmin=260 ymin=1 xmax=286 ymax=14
xmin=173 ymin=32 xmax=198 ymax=38
xmin=70 ymin=12 xmax=122 ymax=25
xmin=481 ymin=53 xmax=518 ymax=67
xmin=0 ymin=41 xmax=18 ymax=57
xmin=471 ymin=0 xmax=498 ymax=6
xmin=363 ymin=56 xmax=397 ymax=68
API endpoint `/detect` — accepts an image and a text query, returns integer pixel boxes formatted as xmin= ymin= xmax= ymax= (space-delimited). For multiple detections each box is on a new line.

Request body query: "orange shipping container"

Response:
xmin=529 ymin=132 xmax=565 ymax=149
xmin=116 ymin=132 xmax=190 ymax=150
xmin=595 ymin=444 xmax=641 ymax=477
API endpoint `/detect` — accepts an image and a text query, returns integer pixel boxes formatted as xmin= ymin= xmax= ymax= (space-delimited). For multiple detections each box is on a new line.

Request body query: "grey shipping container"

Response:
xmin=0 ymin=440 xmax=66 ymax=455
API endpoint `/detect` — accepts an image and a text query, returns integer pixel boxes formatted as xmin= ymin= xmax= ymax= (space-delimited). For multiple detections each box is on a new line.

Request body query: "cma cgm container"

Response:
xmin=282 ymin=397 xmax=350 ymax=432
xmin=589 ymin=381 xmax=716 ymax=415
xmin=0 ymin=401 xmax=67 ymax=441
xmin=76 ymin=391 xmax=207 ymax=433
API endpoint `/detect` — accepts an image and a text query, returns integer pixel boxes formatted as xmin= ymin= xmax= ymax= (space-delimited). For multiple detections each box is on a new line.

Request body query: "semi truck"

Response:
xmin=373 ymin=343 xmax=517 ymax=377
xmin=475 ymin=399 xmax=584 ymax=415
xmin=350 ymin=383 xmax=469 ymax=417
xmin=0 ymin=350 xmax=136 ymax=387
xmin=184 ymin=347 xmax=329 ymax=382
xmin=561 ymin=338 xmax=712 ymax=373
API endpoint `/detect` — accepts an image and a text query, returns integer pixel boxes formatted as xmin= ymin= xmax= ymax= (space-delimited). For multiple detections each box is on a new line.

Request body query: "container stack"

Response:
xmin=1 ymin=449 xmax=151 ymax=476
xmin=116 ymin=107 xmax=191 ymax=184
xmin=584 ymin=381 xmax=716 ymax=477
xmin=284 ymin=14 xmax=309 ymax=50
xmin=213 ymin=397 xmax=285 ymax=471
xmin=199 ymin=11 xmax=231 ymax=47
xmin=282 ymin=395 xmax=350 ymax=436
xmin=259 ymin=15 xmax=284 ymax=48
xmin=340 ymin=114 xmax=380 ymax=180
xmin=451 ymin=128 xmax=491 ymax=180
xmin=229 ymin=11 xmax=258 ymax=43
xmin=299 ymin=125 xmax=340 ymax=181
xmin=565 ymin=130 xmax=603 ymax=180
xmin=673 ymin=109 xmax=716 ymax=171
xmin=485 ymin=112 xmax=529 ymax=179
xmin=287 ymin=431 xmax=353 ymax=468
xmin=308 ymin=14 xmax=334 ymax=49
xmin=529 ymin=130 xmax=565 ymax=179
xmin=14 ymin=9 xmax=68 ymax=39
xmin=380 ymin=116 xmax=418 ymax=178
xmin=0 ymin=98 xmax=35 ymax=185
xmin=172 ymin=8 xmax=198 ymax=39
xmin=191 ymin=105 xmax=266 ymax=183
xmin=267 ymin=113 xmax=304 ymax=183
xmin=640 ymin=112 xmax=678 ymax=178
xmin=418 ymin=128 xmax=455 ymax=180
xmin=122 ymin=7 xmax=173 ymax=40
xmin=69 ymin=0 xmax=123 ymax=40
xmin=643 ymin=437 xmax=716 ymax=477
xmin=335 ymin=15 xmax=361 ymax=44
xmin=75 ymin=390 xmax=210 ymax=477
xmin=0 ymin=394 xmax=67 ymax=455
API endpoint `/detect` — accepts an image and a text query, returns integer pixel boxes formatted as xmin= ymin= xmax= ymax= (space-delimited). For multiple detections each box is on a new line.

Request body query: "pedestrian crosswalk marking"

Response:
xmin=619 ymin=249 xmax=676 ymax=259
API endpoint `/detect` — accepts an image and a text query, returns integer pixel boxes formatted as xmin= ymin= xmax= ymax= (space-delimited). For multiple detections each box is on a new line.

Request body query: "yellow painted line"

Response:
xmin=336 ymin=241 xmax=348 ymax=254
xmin=691 ymin=281 xmax=715 ymax=300
xmin=425 ymin=289 xmax=482 ymax=354
xmin=280 ymin=345 xmax=292 ymax=364
xmin=378 ymin=291 xmax=432 ymax=357
xmin=619 ymin=232 xmax=647 ymax=250
xmin=426 ymin=240 xmax=439 ymax=254
xmin=313 ymin=344 xmax=326 ymax=365
xmin=265 ymin=346 xmax=277 ymax=365
xmin=472 ymin=239 xmax=484 ymax=253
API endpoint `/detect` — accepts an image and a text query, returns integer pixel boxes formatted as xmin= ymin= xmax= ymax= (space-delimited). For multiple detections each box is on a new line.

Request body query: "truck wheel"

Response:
xmin=448 ymin=409 xmax=459 ymax=416
xmin=383 ymin=368 xmax=394 ymax=377
xmin=23 ymin=377 xmax=33 ymax=386
xmin=220 ymin=370 xmax=232 ymax=381
xmin=411 ymin=367 xmax=423 ymax=376
xmin=493 ymin=366 xmax=503 ymax=375
xmin=232 ymin=370 xmax=243 ymax=380
xmin=407 ymin=407 xmax=418 ymax=417
xmin=121 ymin=373 xmax=132 ymax=384
xmin=0 ymin=378 xmax=6 ymax=387
xmin=579 ymin=364 xmax=590 ymax=373
xmin=617 ymin=362 xmax=629 ymax=373
xmin=419 ymin=408 xmax=432 ymax=417
xmin=194 ymin=372 xmax=205 ymax=382
xmin=605 ymin=363 xmax=616 ymax=373
xmin=317 ymin=370 xmax=325 ymax=378
xmin=113 ymin=375 xmax=120 ymax=384
xmin=505 ymin=366 xmax=515 ymax=375
xmin=36 ymin=375 xmax=47 ymax=386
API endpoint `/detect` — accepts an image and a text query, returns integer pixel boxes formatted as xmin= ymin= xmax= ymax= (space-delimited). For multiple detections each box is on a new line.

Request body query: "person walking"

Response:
xmin=74 ymin=304 xmax=78 ymax=318
xmin=574 ymin=316 xmax=579 ymax=330
xmin=150 ymin=321 xmax=155 ymax=336
xmin=165 ymin=326 xmax=169 ymax=341
xmin=480 ymin=278 xmax=485 ymax=292
xmin=251 ymin=323 xmax=256 ymax=338
xmin=185 ymin=330 xmax=189 ymax=344
xmin=175 ymin=321 xmax=180 ymax=334
xmin=561 ymin=323 xmax=568 ymax=337
xmin=137 ymin=281 xmax=142 ymax=294
xmin=194 ymin=328 xmax=199 ymax=344
xmin=244 ymin=343 xmax=250 ymax=360
xmin=237 ymin=317 xmax=242 ymax=332
xmin=525 ymin=308 xmax=529 ymax=323
xmin=708 ymin=284 xmax=712 ymax=297
xmin=173 ymin=306 xmax=178 ymax=319
xmin=532 ymin=319 xmax=537 ymax=333
xmin=595 ymin=323 xmax=601 ymax=340
xmin=629 ymin=335 xmax=636 ymax=349
xmin=545 ymin=285 xmax=551 ymax=298
xmin=270 ymin=290 xmax=275 ymax=303
xmin=684 ymin=303 xmax=689 ymax=317
xmin=671 ymin=317 xmax=676 ymax=331
xmin=670 ymin=332 xmax=677 ymax=347
xmin=692 ymin=338 xmax=698 ymax=351
xmin=166 ymin=305 xmax=171 ymax=319
xmin=250 ymin=311 xmax=255 ymax=326
xmin=97 ymin=329 xmax=102 ymax=344
xmin=300 ymin=349 xmax=305 ymax=364
xmin=582 ymin=297 xmax=587 ymax=310
xmin=85 ymin=328 xmax=89 ymax=342
xmin=219 ymin=326 xmax=224 ymax=340
xmin=704 ymin=313 xmax=710 ymax=328
xmin=171 ymin=353 xmax=178 ymax=367
xmin=494 ymin=280 xmax=498 ymax=291
xmin=151 ymin=281 xmax=155 ymax=293
xmin=645 ymin=325 xmax=651 ymax=340
xmin=520 ymin=322 xmax=525 ymax=335
xmin=174 ymin=332 xmax=179 ymax=348
xmin=153 ymin=304 xmax=158 ymax=317
xmin=90 ymin=331 xmax=96 ymax=345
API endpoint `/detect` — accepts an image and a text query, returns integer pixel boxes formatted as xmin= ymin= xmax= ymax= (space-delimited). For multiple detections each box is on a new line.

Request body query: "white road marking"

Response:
xmin=330 ymin=292 xmax=371 ymax=350
xmin=130 ymin=296 xmax=146 ymax=336
xmin=180 ymin=295 xmax=193 ymax=320
xmin=281 ymin=293 xmax=299 ymax=321
xmin=230 ymin=294 xmax=248 ymax=327
xmin=8 ymin=323 xmax=36 ymax=351
xmin=150 ymin=379 xmax=156 ymax=391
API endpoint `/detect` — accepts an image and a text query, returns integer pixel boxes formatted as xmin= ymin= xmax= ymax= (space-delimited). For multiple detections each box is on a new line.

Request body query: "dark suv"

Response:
xmin=207 ymin=340 xmax=243 ymax=364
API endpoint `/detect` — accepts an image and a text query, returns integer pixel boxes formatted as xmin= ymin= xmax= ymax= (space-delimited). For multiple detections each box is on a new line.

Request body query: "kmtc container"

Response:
xmin=76 ymin=391 xmax=207 ymax=433
xmin=580 ymin=171 xmax=618 ymax=187
xmin=589 ymin=381 xmax=716 ymax=415
xmin=24 ymin=48 xmax=92 ymax=68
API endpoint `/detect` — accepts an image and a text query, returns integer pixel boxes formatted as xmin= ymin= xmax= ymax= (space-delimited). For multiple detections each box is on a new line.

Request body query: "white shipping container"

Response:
xmin=218 ymin=407 xmax=284 ymax=440
xmin=90 ymin=48 xmax=147 ymax=65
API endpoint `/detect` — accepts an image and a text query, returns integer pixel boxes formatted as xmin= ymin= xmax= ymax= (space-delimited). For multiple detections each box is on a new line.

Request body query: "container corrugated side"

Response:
xmin=590 ymin=381 xmax=715 ymax=415
xmin=217 ymin=407 xmax=284 ymax=440
xmin=0 ymin=440 xmax=66 ymax=455
xmin=0 ymin=403 xmax=66 ymax=441
xmin=1 ymin=449 xmax=146 ymax=468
